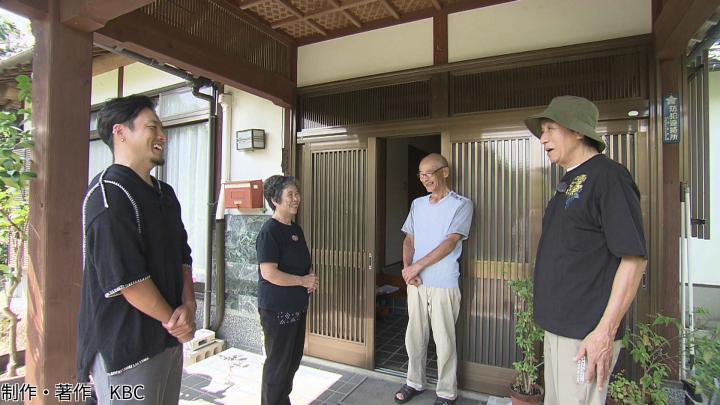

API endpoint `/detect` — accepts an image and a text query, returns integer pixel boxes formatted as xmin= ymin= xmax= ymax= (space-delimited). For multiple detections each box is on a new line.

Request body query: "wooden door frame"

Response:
xmin=299 ymin=139 xmax=376 ymax=369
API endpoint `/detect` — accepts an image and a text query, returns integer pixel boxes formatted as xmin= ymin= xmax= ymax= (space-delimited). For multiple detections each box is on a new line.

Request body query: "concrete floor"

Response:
xmin=180 ymin=347 xmax=492 ymax=405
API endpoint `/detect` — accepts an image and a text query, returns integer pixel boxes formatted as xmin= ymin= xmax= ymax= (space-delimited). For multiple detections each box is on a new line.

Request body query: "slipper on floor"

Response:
xmin=394 ymin=384 xmax=425 ymax=404
xmin=433 ymin=396 xmax=456 ymax=405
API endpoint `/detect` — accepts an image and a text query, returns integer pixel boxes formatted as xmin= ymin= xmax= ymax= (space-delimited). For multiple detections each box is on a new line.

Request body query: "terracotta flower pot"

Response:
xmin=510 ymin=384 xmax=544 ymax=405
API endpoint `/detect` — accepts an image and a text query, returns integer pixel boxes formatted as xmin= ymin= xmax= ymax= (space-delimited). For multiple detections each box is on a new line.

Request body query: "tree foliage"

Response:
xmin=0 ymin=74 xmax=34 ymax=376
xmin=508 ymin=277 xmax=544 ymax=395
xmin=0 ymin=17 xmax=31 ymax=59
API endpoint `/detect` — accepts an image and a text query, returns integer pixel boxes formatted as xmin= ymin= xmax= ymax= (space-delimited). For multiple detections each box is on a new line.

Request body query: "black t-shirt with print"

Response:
xmin=533 ymin=154 xmax=647 ymax=340
xmin=76 ymin=164 xmax=192 ymax=382
xmin=256 ymin=218 xmax=312 ymax=312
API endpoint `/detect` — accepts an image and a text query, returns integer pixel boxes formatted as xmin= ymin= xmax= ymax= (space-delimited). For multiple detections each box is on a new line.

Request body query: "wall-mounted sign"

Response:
xmin=663 ymin=93 xmax=680 ymax=144
xmin=236 ymin=129 xmax=265 ymax=150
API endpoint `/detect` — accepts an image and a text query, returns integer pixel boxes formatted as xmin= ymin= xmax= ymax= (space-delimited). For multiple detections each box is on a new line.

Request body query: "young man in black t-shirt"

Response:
xmin=77 ymin=95 xmax=196 ymax=404
xmin=525 ymin=96 xmax=647 ymax=405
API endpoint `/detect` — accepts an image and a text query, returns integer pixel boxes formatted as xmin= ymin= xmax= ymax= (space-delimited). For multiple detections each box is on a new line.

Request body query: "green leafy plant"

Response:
xmin=609 ymin=314 xmax=675 ymax=405
xmin=508 ymin=277 xmax=544 ymax=396
xmin=0 ymin=75 xmax=34 ymax=376
xmin=608 ymin=371 xmax=643 ymax=405
xmin=684 ymin=308 xmax=720 ymax=400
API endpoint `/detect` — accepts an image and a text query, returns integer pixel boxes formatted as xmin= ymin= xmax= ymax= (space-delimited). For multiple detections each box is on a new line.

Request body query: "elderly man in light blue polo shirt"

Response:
xmin=394 ymin=153 xmax=473 ymax=405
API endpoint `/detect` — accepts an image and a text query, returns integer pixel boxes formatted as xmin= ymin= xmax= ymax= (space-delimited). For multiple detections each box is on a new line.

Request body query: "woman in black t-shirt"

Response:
xmin=256 ymin=175 xmax=318 ymax=405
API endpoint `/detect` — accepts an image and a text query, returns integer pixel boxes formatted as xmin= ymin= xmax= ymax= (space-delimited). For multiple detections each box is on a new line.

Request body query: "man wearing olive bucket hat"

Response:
xmin=526 ymin=96 xmax=647 ymax=404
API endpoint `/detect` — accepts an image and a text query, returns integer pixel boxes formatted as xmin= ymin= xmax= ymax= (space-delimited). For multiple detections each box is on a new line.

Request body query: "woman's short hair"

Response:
xmin=263 ymin=175 xmax=300 ymax=210
xmin=97 ymin=95 xmax=156 ymax=152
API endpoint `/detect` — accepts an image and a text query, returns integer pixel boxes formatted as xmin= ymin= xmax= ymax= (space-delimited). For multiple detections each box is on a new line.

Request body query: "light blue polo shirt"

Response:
xmin=401 ymin=191 xmax=473 ymax=288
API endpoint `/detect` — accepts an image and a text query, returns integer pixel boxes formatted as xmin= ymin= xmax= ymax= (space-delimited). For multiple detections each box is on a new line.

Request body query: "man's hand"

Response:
xmin=163 ymin=304 xmax=196 ymax=343
xmin=408 ymin=277 xmax=422 ymax=286
xmin=402 ymin=264 xmax=421 ymax=284
xmin=574 ymin=327 xmax=614 ymax=390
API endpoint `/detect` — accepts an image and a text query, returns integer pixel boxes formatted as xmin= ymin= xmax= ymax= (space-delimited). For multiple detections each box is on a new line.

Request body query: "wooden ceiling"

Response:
xmin=234 ymin=0 xmax=512 ymax=45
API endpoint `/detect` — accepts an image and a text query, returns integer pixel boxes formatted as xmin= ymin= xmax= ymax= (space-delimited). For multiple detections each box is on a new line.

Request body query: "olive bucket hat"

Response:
xmin=524 ymin=95 xmax=605 ymax=152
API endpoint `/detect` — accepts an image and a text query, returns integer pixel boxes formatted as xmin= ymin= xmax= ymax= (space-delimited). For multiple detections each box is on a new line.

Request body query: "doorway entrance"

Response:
xmin=374 ymin=135 xmax=441 ymax=378
xmin=297 ymin=116 xmax=650 ymax=396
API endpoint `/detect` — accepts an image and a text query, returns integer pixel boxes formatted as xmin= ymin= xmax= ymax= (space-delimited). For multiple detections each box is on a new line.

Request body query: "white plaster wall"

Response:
xmin=691 ymin=71 xmax=720 ymax=286
xmin=448 ymin=0 xmax=651 ymax=62
xmin=91 ymin=70 xmax=118 ymax=106
xmin=297 ymin=19 xmax=433 ymax=86
xmin=122 ymin=63 xmax=184 ymax=96
xmin=226 ymin=86 xmax=284 ymax=184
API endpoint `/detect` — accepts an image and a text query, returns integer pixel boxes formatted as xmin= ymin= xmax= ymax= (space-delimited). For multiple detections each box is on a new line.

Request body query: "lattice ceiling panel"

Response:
xmin=236 ymin=0 xmax=507 ymax=41
xmin=280 ymin=20 xmax=320 ymax=38
xmin=314 ymin=11 xmax=356 ymax=31
xmin=393 ymin=0 xmax=431 ymax=14
xmin=249 ymin=1 xmax=295 ymax=23
xmin=349 ymin=2 xmax=391 ymax=23
xmin=289 ymin=0 xmax=323 ymax=14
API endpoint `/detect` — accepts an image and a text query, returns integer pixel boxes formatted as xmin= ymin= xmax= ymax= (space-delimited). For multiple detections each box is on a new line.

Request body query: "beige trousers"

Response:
xmin=543 ymin=331 xmax=623 ymax=405
xmin=405 ymin=285 xmax=461 ymax=400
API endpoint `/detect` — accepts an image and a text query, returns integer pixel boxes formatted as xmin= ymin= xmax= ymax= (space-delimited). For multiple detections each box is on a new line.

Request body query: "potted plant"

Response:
xmin=0 ymin=75 xmax=34 ymax=378
xmin=508 ymin=277 xmax=544 ymax=404
xmin=608 ymin=314 xmax=674 ymax=405
xmin=682 ymin=308 xmax=720 ymax=404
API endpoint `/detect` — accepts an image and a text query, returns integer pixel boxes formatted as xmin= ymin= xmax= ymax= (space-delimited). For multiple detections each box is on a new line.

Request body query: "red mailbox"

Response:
xmin=224 ymin=180 xmax=264 ymax=209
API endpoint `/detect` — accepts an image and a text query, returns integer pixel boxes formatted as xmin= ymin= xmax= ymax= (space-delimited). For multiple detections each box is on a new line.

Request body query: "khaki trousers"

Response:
xmin=405 ymin=285 xmax=461 ymax=400
xmin=544 ymin=331 xmax=622 ymax=405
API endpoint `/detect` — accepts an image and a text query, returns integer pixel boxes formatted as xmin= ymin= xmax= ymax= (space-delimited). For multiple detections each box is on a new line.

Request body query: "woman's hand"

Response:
xmin=301 ymin=272 xmax=318 ymax=293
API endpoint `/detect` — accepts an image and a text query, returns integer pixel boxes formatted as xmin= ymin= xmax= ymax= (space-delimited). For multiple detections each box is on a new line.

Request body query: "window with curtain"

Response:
xmin=88 ymin=139 xmax=113 ymax=182
xmin=163 ymin=122 xmax=210 ymax=282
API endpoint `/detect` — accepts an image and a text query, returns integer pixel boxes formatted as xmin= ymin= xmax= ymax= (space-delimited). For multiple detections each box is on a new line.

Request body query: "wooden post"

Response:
xmin=659 ymin=58 xmax=681 ymax=379
xmin=27 ymin=2 xmax=92 ymax=402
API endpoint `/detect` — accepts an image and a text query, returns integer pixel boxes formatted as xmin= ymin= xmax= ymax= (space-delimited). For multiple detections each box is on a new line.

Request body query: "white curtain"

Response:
xmin=164 ymin=123 xmax=210 ymax=281
xmin=88 ymin=140 xmax=113 ymax=183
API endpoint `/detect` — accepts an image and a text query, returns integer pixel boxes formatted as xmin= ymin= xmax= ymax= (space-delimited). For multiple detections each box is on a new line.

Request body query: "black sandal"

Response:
xmin=433 ymin=397 xmax=456 ymax=405
xmin=394 ymin=384 xmax=424 ymax=404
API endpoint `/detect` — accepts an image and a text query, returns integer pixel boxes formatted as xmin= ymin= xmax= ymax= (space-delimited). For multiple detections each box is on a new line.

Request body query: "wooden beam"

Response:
xmin=433 ymin=12 xmax=447 ymax=64
xmin=274 ymin=0 xmax=327 ymax=35
xmin=655 ymin=0 xmax=720 ymax=60
xmin=328 ymin=0 xmax=362 ymax=28
xmin=27 ymin=1 xmax=91 ymax=399
xmin=91 ymin=52 xmax=133 ymax=76
xmin=271 ymin=0 xmax=378 ymax=28
xmin=215 ymin=0 xmax=296 ymax=48
xmin=238 ymin=0 xmax=271 ymax=9
xmin=0 ymin=82 xmax=19 ymax=105
xmin=380 ymin=0 xmax=401 ymax=19
xmin=431 ymin=0 xmax=442 ymax=11
xmin=60 ymin=0 xmax=154 ymax=32
xmin=0 ymin=0 xmax=47 ymax=19
xmin=95 ymin=10 xmax=294 ymax=107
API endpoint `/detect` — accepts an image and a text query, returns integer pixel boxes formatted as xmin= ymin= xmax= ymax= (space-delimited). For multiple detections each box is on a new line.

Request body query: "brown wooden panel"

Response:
xmin=304 ymin=146 xmax=373 ymax=368
xmin=451 ymin=51 xmax=648 ymax=114
xmin=452 ymin=137 xmax=530 ymax=369
xmin=140 ymin=0 xmax=293 ymax=78
xmin=298 ymin=80 xmax=431 ymax=130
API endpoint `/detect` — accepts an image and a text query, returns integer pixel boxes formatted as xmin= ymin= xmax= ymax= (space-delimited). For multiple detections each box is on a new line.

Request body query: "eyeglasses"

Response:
xmin=556 ymin=181 xmax=568 ymax=193
xmin=417 ymin=166 xmax=447 ymax=179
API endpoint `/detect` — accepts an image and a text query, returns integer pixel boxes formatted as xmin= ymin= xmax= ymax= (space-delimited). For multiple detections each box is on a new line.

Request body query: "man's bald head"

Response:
xmin=420 ymin=153 xmax=448 ymax=168
xmin=418 ymin=153 xmax=450 ymax=193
